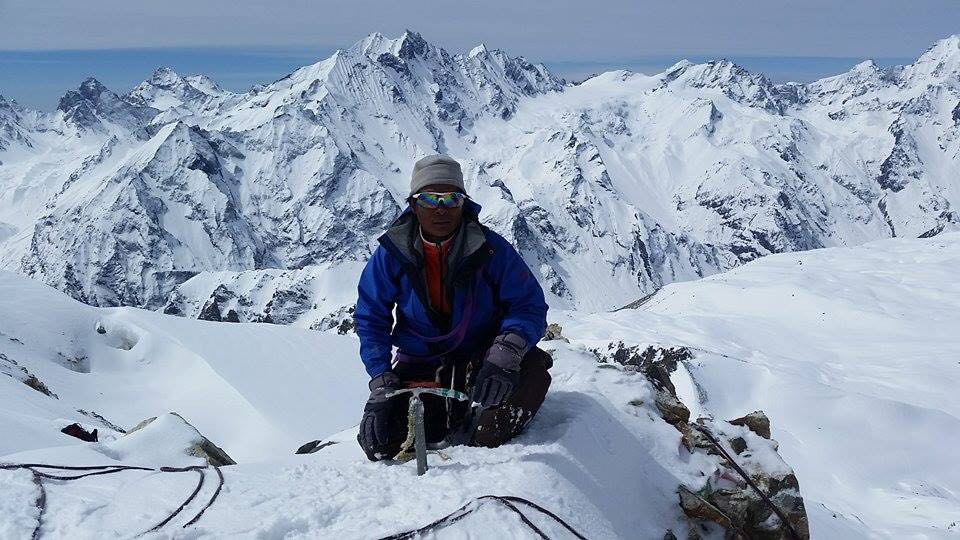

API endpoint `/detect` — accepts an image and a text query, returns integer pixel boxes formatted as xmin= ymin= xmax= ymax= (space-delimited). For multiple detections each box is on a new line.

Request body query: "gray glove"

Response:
xmin=472 ymin=333 xmax=526 ymax=408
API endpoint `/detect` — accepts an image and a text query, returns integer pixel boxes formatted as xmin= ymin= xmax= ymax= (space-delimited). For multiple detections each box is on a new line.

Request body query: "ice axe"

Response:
xmin=386 ymin=382 xmax=470 ymax=475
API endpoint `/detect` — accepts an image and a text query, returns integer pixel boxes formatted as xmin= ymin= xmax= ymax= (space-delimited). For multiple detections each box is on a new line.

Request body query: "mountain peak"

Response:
xmin=396 ymin=30 xmax=428 ymax=59
xmin=57 ymin=77 xmax=111 ymax=114
xmin=148 ymin=66 xmax=185 ymax=86
xmin=352 ymin=30 xmax=432 ymax=60
xmin=660 ymin=58 xmax=784 ymax=113
xmin=469 ymin=43 xmax=490 ymax=57
xmin=78 ymin=77 xmax=109 ymax=99
xmin=851 ymin=59 xmax=879 ymax=73
xmin=903 ymin=34 xmax=960 ymax=82
xmin=922 ymin=34 xmax=960 ymax=60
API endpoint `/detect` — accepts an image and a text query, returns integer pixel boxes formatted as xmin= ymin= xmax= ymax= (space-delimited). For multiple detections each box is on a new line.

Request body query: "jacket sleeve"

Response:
xmin=488 ymin=237 xmax=548 ymax=352
xmin=354 ymin=246 xmax=400 ymax=378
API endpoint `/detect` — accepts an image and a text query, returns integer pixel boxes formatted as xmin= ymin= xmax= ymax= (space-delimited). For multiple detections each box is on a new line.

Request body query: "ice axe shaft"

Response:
xmin=387 ymin=385 xmax=470 ymax=476
xmin=411 ymin=395 xmax=427 ymax=475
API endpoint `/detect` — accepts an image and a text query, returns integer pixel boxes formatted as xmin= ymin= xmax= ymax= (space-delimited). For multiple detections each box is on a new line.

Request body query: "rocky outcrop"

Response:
xmin=127 ymin=412 xmax=236 ymax=466
xmin=0 ymin=351 xmax=57 ymax=398
xmin=677 ymin=420 xmax=809 ymax=540
xmin=604 ymin=344 xmax=810 ymax=539
xmin=730 ymin=410 xmax=772 ymax=440
xmin=541 ymin=323 xmax=568 ymax=342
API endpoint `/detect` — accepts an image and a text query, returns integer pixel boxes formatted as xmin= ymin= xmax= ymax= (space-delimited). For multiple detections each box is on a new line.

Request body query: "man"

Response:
xmin=354 ymin=154 xmax=551 ymax=461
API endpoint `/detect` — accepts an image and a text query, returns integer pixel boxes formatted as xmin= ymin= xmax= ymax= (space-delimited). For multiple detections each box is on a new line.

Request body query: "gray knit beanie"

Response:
xmin=410 ymin=154 xmax=465 ymax=196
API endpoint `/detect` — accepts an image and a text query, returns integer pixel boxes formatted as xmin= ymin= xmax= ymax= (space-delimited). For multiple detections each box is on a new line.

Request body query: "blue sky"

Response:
xmin=0 ymin=0 xmax=956 ymax=109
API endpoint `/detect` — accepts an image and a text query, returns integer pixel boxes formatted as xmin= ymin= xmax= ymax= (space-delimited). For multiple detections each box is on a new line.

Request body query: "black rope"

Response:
xmin=497 ymin=497 xmax=550 ymax=540
xmin=692 ymin=425 xmax=802 ymax=540
xmin=138 ymin=467 xmax=205 ymax=535
xmin=4 ymin=464 xmax=153 ymax=472
xmin=33 ymin=467 xmax=148 ymax=481
xmin=183 ymin=466 xmax=224 ymax=528
xmin=378 ymin=498 xmax=477 ymax=539
xmin=0 ymin=462 xmax=224 ymax=539
xmin=377 ymin=495 xmax=589 ymax=540
xmin=498 ymin=496 xmax=589 ymax=540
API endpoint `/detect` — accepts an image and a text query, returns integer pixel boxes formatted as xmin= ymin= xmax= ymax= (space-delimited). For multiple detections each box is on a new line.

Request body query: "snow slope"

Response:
xmin=0 ymin=272 xmax=369 ymax=463
xmin=0 ymin=267 xmax=713 ymax=539
xmin=560 ymin=232 xmax=960 ymax=538
xmin=1 ymin=234 xmax=957 ymax=538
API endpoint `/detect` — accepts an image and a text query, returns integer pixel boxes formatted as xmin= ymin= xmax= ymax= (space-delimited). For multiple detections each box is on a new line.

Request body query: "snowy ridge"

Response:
xmin=560 ymin=233 xmax=960 ymax=538
xmin=1 ymin=233 xmax=957 ymax=538
xmin=0 ymin=31 xmax=959 ymax=319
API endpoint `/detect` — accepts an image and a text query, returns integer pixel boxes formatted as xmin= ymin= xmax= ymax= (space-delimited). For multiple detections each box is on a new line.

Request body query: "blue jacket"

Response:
xmin=354 ymin=200 xmax=548 ymax=378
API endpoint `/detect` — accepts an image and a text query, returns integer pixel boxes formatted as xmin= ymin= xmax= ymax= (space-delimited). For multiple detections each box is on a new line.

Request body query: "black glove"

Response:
xmin=472 ymin=333 xmax=526 ymax=408
xmin=358 ymin=372 xmax=402 ymax=457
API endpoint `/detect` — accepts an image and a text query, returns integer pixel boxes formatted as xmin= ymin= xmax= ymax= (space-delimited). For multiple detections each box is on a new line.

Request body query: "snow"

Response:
xmin=1 ymin=28 xmax=960 ymax=539
xmin=0 ymin=468 xmax=40 ymax=540
xmin=0 ymin=233 xmax=956 ymax=537
xmin=559 ymin=233 xmax=960 ymax=538
xmin=0 ymin=263 xmax=702 ymax=538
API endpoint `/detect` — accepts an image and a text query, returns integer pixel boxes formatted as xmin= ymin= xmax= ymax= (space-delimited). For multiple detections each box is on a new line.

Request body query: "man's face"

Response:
xmin=411 ymin=183 xmax=464 ymax=240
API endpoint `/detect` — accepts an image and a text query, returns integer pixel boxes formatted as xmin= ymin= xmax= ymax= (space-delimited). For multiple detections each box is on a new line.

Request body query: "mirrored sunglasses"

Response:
xmin=411 ymin=191 xmax=467 ymax=209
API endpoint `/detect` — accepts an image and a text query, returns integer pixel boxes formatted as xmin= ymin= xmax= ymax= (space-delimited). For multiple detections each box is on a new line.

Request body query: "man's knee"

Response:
xmin=471 ymin=347 xmax=552 ymax=448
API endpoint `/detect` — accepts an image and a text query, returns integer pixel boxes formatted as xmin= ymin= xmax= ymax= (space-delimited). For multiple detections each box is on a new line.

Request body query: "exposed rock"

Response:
xmin=591 ymin=343 xmax=694 ymax=427
xmin=542 ymin=322 xmax=569 ymax=342
xmin=730 ymin=410 xmax=772 ymax=439
xmin=675 ymin=419 xmax=810 ymax=539
xmin=0 ymin=351 xmax=58 ymax=398
xmin=729 ymin=436 xmax=748 ymax=455
xmin=77 ymin=409 xmax=126 ymax=433
xmin=336 ymin=318 xmax=356 ymax=335
xmin=605 ymin=343 xmax=809 ymax=539
xmin=678 ymin=486 xmax=738 ymax=530
xmin=23 ymin=374 xmax=57 ymax=398
xmin=315 ymin=304 xmax=357 ymax=334
xmin=128 ymin=412 xmax=236 ymax=466
xmin=55 ymin=352 xmax=91 ymax=372
xmin=591 ymin=341 xmax=693 ymax=373
xmin=655 ymin=392 xmax=691 ymax=427
xmin=199 ymin=297 xmax=226 ymax=322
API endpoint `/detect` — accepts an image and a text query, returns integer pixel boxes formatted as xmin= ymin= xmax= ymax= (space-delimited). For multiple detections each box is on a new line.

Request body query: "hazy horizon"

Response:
xmin=3 ymin=0 xmax=959 ymax=108
xmin=0 ymin=43 xmax=919 ymax=110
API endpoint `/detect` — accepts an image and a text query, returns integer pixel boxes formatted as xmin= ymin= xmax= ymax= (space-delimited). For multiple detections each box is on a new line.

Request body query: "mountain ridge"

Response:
xmin=0 ymin=31 xmax=958 ymax=324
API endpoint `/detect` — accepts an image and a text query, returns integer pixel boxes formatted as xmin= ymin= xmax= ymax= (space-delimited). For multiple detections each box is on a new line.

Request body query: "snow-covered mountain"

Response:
xmin=1 ymin=31 xmax=959 ymax=322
